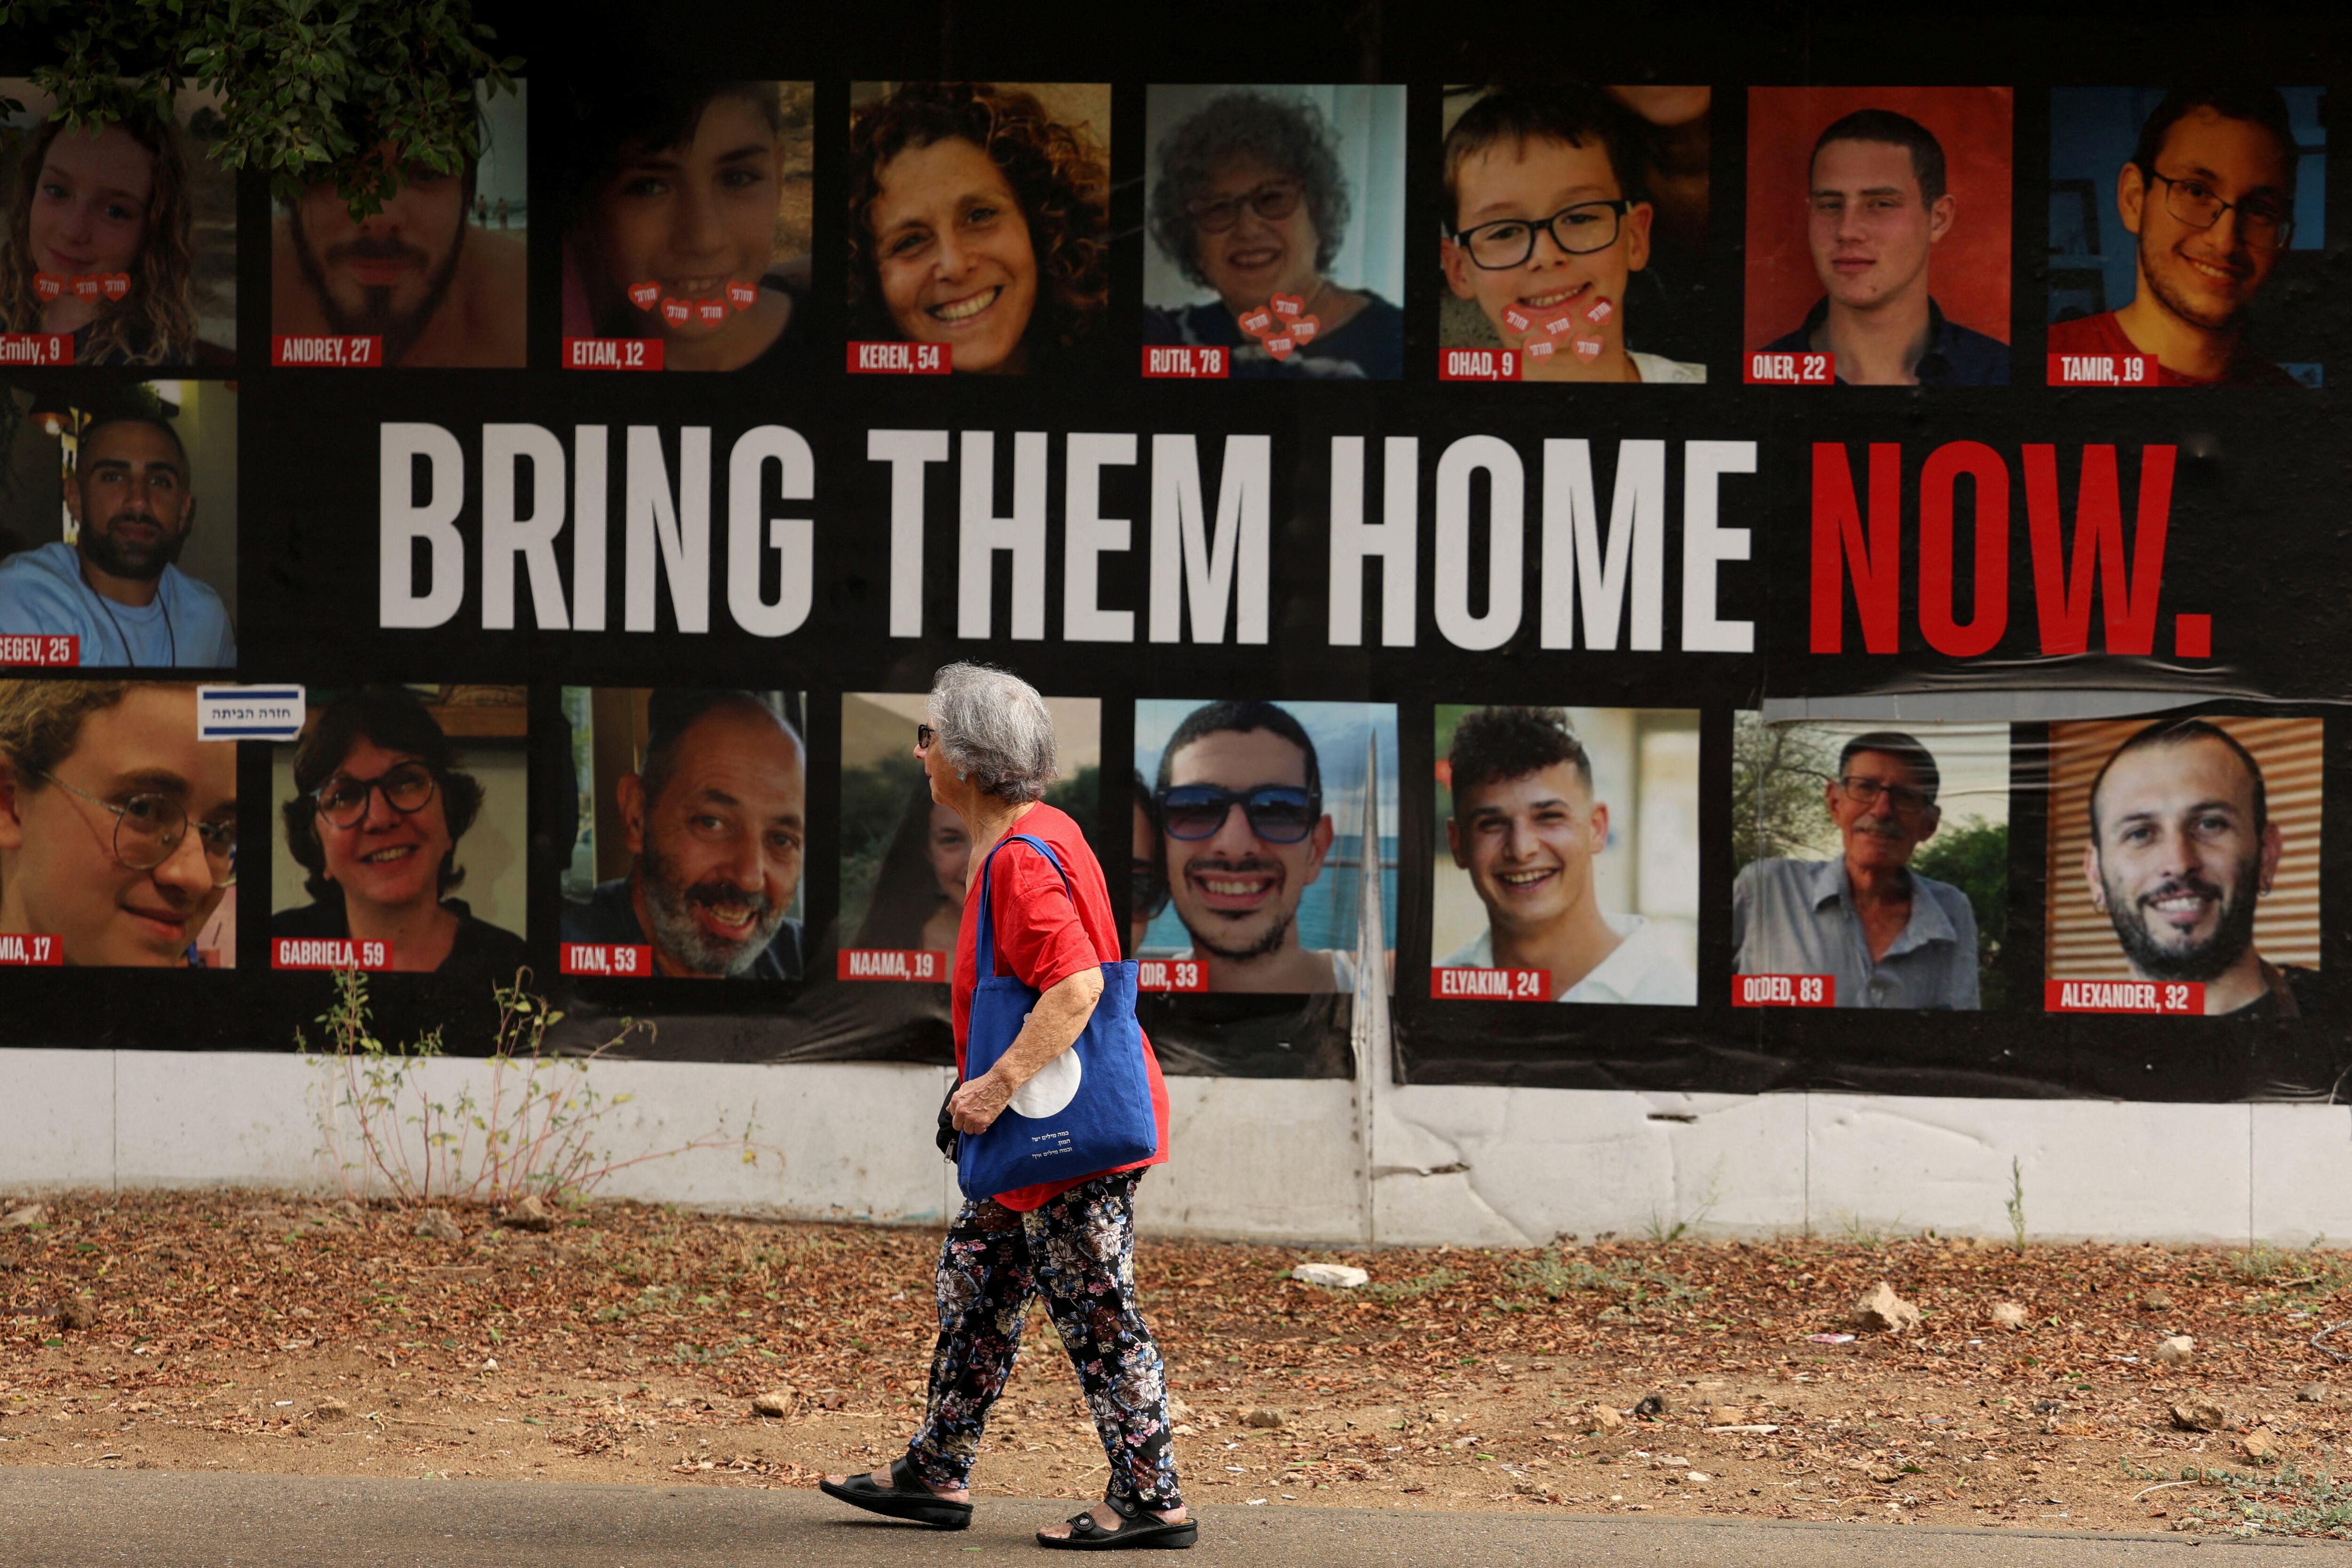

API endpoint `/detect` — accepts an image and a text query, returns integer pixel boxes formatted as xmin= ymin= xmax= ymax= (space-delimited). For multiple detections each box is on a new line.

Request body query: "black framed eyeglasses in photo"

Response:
xmin=312 ymin=763 xmax=438 ymax=830
xmin=1450 ymin=199 xmax=1633 ymax=269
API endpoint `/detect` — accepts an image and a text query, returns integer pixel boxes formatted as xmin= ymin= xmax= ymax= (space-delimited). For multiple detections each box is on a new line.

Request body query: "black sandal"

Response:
xmin=1036 ymin=1494 xmax=1198 ymax=1550
xmin=818 ymin=1455 xmax=973 ymax=1530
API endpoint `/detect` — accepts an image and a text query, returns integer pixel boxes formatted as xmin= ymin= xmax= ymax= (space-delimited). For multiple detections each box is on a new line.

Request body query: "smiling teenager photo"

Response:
xmin=1144 ymin=86 xmax=1405 ymax=380
xmin=2047 ymin=88 xmax=2314 ymax=387
xmin=847 ymin=82 xmax=1109 ymax=376
xmin=0 ymin=679 xmax=236 ymax=968
xmin=559 ymin=80 xmax=812 ymax=371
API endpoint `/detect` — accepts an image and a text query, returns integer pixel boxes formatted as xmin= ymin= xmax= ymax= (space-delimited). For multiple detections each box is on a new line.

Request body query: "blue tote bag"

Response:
xmin=954 ymin=833 xmax=1159 ymax=1201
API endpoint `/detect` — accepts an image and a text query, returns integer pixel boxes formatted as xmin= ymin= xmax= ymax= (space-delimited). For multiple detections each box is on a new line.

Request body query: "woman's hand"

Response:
xmin=950 ymin=967 xmax=1105 ymax=1136
xmin=949 ymin=1069 xmax=1017 ymax=1135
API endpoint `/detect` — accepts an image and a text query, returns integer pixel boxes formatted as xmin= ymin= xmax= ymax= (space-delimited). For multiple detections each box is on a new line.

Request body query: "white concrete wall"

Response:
xmin=8 ymin=1042 xmax=2347 ymax=1247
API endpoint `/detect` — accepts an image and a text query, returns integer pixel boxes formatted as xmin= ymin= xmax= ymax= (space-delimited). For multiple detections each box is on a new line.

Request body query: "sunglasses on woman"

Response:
xmin=1153 ymin=783 xmax=1320 ymax=844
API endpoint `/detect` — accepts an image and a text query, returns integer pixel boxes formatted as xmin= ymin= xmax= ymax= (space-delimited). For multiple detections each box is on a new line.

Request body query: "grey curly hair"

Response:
xmin=928 ymin=663 xmax=1058 ymax=803
xmin=1148 ymin=90 xmax=1351 ymax=292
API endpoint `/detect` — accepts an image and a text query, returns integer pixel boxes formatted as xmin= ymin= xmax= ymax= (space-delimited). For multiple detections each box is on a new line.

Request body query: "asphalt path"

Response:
xmin=2 ymin=1468 xmax=2344 ymax=1567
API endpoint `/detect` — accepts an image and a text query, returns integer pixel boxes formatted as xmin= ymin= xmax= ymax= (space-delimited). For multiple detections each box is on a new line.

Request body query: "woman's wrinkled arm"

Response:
xmin=949 ymin=964 xmax=1105 ymax=1135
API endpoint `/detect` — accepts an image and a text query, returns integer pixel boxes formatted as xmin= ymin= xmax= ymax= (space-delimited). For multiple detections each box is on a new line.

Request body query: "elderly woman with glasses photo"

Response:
xmin=823 ymin=662 xmax=1192 ymax=1551
xmin=0 ymin=679 xmax=236 ymax=967
xmin=271 ymin=686 xmax=526 ymax=982
xmin=1143 ymin=89 xmax=1402 ymax=380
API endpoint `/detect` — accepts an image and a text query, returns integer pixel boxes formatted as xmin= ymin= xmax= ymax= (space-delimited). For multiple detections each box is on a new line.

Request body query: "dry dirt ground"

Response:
xmin=5 ymin=1190 xmax=2350 ymax=1538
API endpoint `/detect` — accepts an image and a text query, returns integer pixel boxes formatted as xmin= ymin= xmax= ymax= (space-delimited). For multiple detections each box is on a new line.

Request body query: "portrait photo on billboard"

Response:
xmin=838 ymin=690 xmax=1100 ymax=984
xmin=558 ymin=687 xmax=807 ymax=981
xmin=2048 ymin=87 xmax=2325 ymax=388
xmin=270 ymin=80 xmax=527 ymax=368
xmin=846 ymin=81 xmax=1111 ymax=376
xmin=555 ymin=80 xmax=814 ymax=372
xmin=0 ymin=678 xmax=237 ymax=968
xmin=0 ymin=382 xmax=237 ymax=669
xmin=2047 ymin=716 xmax=2321 ymax=1019
xmin=0 ymin=80 xmax=237 ymax=366
xmin=1732 ymin=715 xmax=2010 ymax=1011
xmin=270 ymin=685 xmax=527 ymax=997
xmin=1744 ymin=86 xmax=2011 ymax=386
xmin=1142 ymin=83 xmax=1405 ymax=380
xmin=1134 ymin=697 xmax=1396 ymax=995
xmin=1430 ymin=706 xmax=1698 ymax=1005
xmin=1438 ymin=84 xmax=1710 ymax=382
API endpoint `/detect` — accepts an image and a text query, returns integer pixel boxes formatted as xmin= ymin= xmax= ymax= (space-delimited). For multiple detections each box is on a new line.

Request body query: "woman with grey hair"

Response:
xmin=1142 ymin=90 xmax=1402 ymax=380
xmin=824 ymin=663 xmax=1192 ymax=1549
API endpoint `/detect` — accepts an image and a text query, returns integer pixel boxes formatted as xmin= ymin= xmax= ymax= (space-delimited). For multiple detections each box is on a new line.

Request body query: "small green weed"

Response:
xmin=1364 ymin=1267 xmax=1460 ymax=1302
xmin=2188 ymin=1465 xmax=2352 ymax=1536
xmin=1507 ymin=1249 xmax=1708 ymax=1306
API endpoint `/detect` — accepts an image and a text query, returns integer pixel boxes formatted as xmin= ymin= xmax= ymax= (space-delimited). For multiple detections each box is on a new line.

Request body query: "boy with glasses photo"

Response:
xmin=1441 ymin=85 xmax=1706 ymax=383
xmin=0 ymin=679 xmax=236 ymax=967
xmin=2048 ymin=88 xmax=2307 ymax=387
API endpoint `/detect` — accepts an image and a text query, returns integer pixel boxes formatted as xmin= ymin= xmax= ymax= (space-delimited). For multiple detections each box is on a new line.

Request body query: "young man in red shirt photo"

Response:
xmin=2049 ymin=87 xmax=2304 ymax=387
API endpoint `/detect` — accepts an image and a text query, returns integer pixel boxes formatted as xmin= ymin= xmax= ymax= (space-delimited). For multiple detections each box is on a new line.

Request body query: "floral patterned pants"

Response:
xmin=903 ymin=1170 xmax=1184 ymax=1510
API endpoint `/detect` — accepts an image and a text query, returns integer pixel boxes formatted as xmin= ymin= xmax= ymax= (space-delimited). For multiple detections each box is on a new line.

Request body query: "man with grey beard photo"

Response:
xmin=2080 ymin=718 xmax=2315 ymax=1018
xmin=270 ymin=131 xmax=525 ymax=366
xmin=561 ymin=689 xmax=807 ymax=980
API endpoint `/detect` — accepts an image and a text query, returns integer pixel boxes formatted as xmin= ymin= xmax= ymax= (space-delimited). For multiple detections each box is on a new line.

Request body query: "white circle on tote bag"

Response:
xmin=1010 ymin=1049 xmax=1083 ymax=1120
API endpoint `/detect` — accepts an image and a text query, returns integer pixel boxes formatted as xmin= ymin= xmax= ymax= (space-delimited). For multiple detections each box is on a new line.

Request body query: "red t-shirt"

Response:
xmin=952 ymin=803 xmax=1170 ymax=1210
xmin=2048 ymin=310 xmax=2301 ymax=388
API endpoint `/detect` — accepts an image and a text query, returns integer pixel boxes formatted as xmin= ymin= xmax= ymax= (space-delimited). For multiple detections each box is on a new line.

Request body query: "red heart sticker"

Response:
xmin=32 ymin=272 xmax=64 ymax=302
xmin=71 ymin=275 xmax=100 ymax=303
xmin=696 ymin=299 xmax=727 ymax=324
xmin=1545 ymin=314 xmax=1575 ymax=338
xmin=1289 ymin=313 xmax=1321 ymax=345
xmin=726 ymin=280 xmax=757 ymax=311
xmin=1263 ymin=334 xmax=1296 ymax=361
xmin=100 ymin=272 xmax=131 ymax=302
xmin=628 ymin=281 xmax=660 ymax=311
xmin=1583 ymin=297 xmax=1614 ymax=326
xmin=1269 ymin=292 xmax=1305 ymax=318
xmin=1573 ymin=336 xmax=1605 ymax=359
xmin=1501 ymin=304 xmax=1534 ymax=335
xmin=661 ymin=298 xmax=691 ymax=326
xmin=1236 ymin=306 xmax=1276 ymax=338
xmin=1525 ymin=337 xmax=1557 ymax=358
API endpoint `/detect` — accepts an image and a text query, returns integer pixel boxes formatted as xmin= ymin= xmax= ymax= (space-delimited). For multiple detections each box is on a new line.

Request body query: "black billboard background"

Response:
xmin=0 ymin=7 xmax=2348 ymax=1103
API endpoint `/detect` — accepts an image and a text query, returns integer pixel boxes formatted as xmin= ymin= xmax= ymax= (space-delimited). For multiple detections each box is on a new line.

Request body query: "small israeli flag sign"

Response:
xmin=197 ymin=685 xmax=305 ymax=742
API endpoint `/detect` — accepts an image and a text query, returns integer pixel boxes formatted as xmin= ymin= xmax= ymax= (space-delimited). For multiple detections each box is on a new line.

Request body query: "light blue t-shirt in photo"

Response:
xmin=0 ymin=541 xmax=236 ymax=667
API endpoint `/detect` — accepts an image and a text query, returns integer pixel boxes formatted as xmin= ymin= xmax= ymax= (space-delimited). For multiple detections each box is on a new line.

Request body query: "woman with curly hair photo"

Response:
xmin=1144 ymin=87 xmax=1404 ymax=380
xmin=0 ymin=104 xmax=220 ymax=366
xmin=847 ymin=82 xmax=1110 ymax=375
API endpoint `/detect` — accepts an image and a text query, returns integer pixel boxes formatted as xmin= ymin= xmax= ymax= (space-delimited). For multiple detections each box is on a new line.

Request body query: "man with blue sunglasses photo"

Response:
xmin=1152 ymin=699 xmax=1354 ymax=993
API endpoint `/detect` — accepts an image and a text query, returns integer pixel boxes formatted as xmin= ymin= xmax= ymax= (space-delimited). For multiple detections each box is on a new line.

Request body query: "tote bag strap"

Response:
xmin=970 ymin=831 xmax=1073 ymax=981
